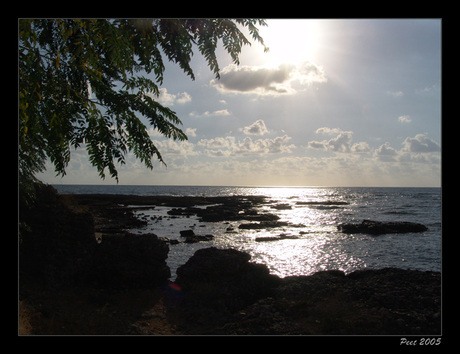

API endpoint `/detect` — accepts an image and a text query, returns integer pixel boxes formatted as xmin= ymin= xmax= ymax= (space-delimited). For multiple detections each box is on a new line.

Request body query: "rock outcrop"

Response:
xmin=170 ymin=247 xmax=281 ymax=332
xmin=179 ymin=229 xmax=214 ymax=243
xmin=91 ymin=232 xmax=170 ymax=289
xmin=166 ymin=247 xmax=440 ymax=335
xmin=338 ymin=219 xmax=428 ymax=235
xmin=19 ymin=184 xmax=171 ymax=290
xmin=220 ymin=267 xmax=440 ymax=335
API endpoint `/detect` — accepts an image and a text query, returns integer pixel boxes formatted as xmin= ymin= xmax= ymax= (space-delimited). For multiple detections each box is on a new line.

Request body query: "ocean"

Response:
xmin=53 ymin=185 xmax=442 ymax=279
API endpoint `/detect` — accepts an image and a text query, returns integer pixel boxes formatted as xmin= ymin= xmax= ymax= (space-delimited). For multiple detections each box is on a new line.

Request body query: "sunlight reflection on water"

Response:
xmin=124 ymin=186 xmax=440 ymax=279
xmin=237 ymin=232 xmax=366 ymax=278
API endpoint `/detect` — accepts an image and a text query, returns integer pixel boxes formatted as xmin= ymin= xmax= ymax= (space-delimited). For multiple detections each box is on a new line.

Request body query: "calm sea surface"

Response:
xmin=54 ymin=185 xmax=442 ymax=279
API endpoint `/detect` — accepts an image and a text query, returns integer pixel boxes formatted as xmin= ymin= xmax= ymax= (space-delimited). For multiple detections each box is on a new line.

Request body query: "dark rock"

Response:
xmin=168 ymin=207 xmax=201 ymax=216
xmin=239 ymin=221 xmax=289 ymax=229
xmin=255 ymin=236 xmax=282 ymax=242
xmin=245 ymin=213 xmax=280 ymax=222
xmin=20 ymin=185 xmax=171 ymax=291
xmin=296 ymin=200 xmax=348 ymax=206
xmin=338 ymin=219 xmax=428 ymax=235
xmin=255 ymin=234 xmax=299 ymax=242
xmin=159 ymin=237 xmax=181 ymax=245
xmin=171 ymin=247 xmax=281 ymax=332
xmin=272 ymin=203 xmax=292 ymax=210
xmin=219 ymin=268 xmax=440 ymax=335
xmin=91 ymin=233 xmax=170 ymax=289
xmin=184 ymin=234 xmax=214 ymax=243
xmin=198 ymin=205 xmax=239 ymax=222
xmin=179 ymin=229 xmax=195 ymax=238
xmin=19 ymin=184 xmax=96 ymax=289
xmin=179 ymin=229 xmax=214 ymax=243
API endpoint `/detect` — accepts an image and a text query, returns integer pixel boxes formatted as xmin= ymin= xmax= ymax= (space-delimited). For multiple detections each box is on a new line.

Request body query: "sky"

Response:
xmin=38 ymin=19 xmax=442 ymax=187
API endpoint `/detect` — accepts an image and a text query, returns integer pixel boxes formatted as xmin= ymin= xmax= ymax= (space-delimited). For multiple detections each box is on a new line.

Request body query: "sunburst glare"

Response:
xmin=258 ymin=20 xmax=322 ymax=66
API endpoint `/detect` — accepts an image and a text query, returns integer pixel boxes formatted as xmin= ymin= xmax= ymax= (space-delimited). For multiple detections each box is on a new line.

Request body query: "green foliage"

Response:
xmin=19 ymin=19 xmax=267 ymax=183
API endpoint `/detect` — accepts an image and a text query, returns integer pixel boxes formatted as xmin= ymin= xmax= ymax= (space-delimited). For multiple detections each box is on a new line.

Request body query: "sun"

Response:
xmin=259 ymin=19 xmax=321 ymax=66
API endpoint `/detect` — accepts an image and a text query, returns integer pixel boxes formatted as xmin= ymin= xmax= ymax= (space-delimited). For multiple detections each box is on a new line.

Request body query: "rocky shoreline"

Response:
xmin=19 ymin=185 xmax=441 ymax=335
xmin=170 ymin=247 xmax=441 ymax=335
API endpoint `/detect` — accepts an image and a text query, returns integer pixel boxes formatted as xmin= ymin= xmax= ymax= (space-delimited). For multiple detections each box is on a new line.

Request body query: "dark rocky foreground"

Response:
xmin=19 ymin=185 xmax=441 ymax=335
xmin=166 ymin=247 xmax=440 ymax=335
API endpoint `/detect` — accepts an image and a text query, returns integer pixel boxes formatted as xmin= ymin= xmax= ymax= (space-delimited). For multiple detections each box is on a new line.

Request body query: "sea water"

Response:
xmin=54 ymin=185 xmax=441 ymax=279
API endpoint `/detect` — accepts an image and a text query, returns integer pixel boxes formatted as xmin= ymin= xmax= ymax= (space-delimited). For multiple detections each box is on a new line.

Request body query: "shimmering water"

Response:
xmin=54 ymin=185 xmax=441 ymax=279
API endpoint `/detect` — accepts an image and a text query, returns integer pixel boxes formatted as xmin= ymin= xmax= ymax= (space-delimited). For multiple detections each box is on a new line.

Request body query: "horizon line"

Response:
xmin=49 ymin=183 xmax=441 ymax=189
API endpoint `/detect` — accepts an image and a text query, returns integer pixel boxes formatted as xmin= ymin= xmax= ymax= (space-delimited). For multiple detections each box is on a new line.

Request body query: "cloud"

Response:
xmin=398 ymin=115 xmax=412 ymax=123
xmin=185 ymin=128 xmax=197 ymax=137
xmin=401 ymin=133 xmax=440 ymax=153
xmin=373 ymin=134 xmax=440 ymax=162
xmin=152 ymin=139 xmax=197 ymax=157
xmin=176 ymin=92 xmax=192 ymax=104
xmin=155 ymin=88 xmax=192 ymax=106
xmin=387 ymin=90 xmax=404 ymax=97
xmin=198 ymin=135 xmax=295 ymax=156
xmin=189 ymin=109 xmax=231 ymax=117
xmin=374 ymin=142 xmax=399 ymax=161
xmin=210 ymin=61 xmax=327 ymax=96
xmin=415 ymin=82 xmax=440 ymax=95
xmin=315 ymin=127 xmax=344 ymax=135
xmin=308 ymin=128 xmax=369 ymax=154
xmin=350 ymin=141 xmax=371 ymax=154
xmin=242 ymin=119 xmax=269 ymax=136
xmin=147 ymin=127 xmax=164 ymax=138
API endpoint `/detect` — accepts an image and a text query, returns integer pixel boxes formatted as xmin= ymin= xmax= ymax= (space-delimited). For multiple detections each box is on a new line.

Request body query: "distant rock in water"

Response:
xmin=296 ymin=201 xmax=348 ymax=206
xmin=338 ymin=219 xmax=428 ymax=235
xmin=255 ymin=234 xmax=300 ymax=242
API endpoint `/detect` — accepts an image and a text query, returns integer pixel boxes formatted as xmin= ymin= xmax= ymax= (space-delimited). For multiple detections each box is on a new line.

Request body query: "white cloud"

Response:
xmin=198 ymin=135 xmax=295 ymax=156
xmin=155 ymin=88 xmax=192 ymax=106
xmin=242 ymin=119 xmax=269 ymax=136
xmin=176 ymin=91 xmax=192 ymax=104
xmin=401 ymin=133 xmax=440 ymax=153
xmin=152 ymin=139 xmax=197 ymax=157
xmin=387 ymin=90 xmax=404 ymax=97
xmin=315 ymin=127 xmax=344 ymax=135
xmin=147 ymin=127 xmax=164 ymax=138
xmin=189 ymin=109 xmax=231 ymax=117
xmin=398 ymin=115 xmax=412 ymax=123
xmin=374 ymin=142 xmax=398 ymax=161
xmin=372 ymin=134 xmax=440 ymax=163
xmin=350 ymin=141 xmax=371 ymax=154
xmin=308 ymin=128 xmax=369 ymax=154
xmin=210 ymin=61 xmax=327 ymax=96
xmin=185 ymin=128 xmax=197 ymax=137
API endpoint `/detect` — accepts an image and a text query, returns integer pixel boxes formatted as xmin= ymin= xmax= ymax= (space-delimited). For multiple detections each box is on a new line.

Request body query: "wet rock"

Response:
xmin=179 ymin=229 xmax=214 ymax=243
xmin=255 ymin=234 xmax=300 ymax=242
xmin=179 ymin=229 xmax=195 ymax=238
xmin=296 ymin=200 xmax=348 ymax=206
xmin=184 ymin=235 xmax=214 ymax=243
xmin=272 ymin=203 xmax=292 ymax=210
xmin=338 ymin=219 xmax=428 ymax=235
xmin=239 ymin=221 xmax=289 ymax=229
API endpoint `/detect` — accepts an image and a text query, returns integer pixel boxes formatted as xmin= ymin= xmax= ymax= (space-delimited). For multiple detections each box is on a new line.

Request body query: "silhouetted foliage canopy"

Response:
xmin=18 ymin=19 xmax=267 ymax=187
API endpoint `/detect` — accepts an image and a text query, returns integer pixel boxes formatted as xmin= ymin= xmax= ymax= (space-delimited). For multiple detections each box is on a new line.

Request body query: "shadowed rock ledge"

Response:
xmin=168 ymin=247 xmax=441 ymax=335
